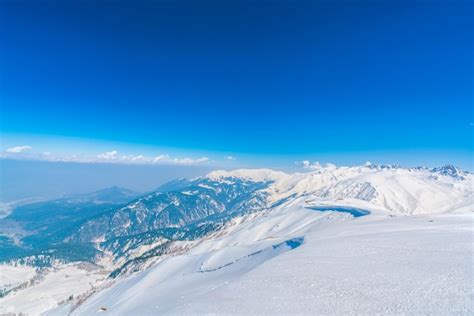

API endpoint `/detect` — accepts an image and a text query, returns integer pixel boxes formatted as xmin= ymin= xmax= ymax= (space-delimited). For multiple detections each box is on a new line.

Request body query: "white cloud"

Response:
xmin=97 ymin=150 xmax=119 ymax=160
xmin=6 ymin=145 xmax=32 ymax=153
xmin=296 ymin=161 xmax=337 ymax=171
xmin=297 ymin=160 xmax=321 ymax=170
xmin=1 ymin=147 xmax=212 ymax=166
xmin=172 ymin=157 xmax=209 ymax=165
xmin=98 ymin=153 xmax=153 ymax=164
xmin=129 ymin=155 xmax=146 ymax=162
xmin=226 ymin=156 xmax=236 ymax=161
xmin=94 ymin=151 xmax=209 ymax=165
xmin=153 ymin=154 xmax=170 ymax=163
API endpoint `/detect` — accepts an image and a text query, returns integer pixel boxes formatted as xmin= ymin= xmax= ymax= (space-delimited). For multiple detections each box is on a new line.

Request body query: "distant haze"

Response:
xmin=0 ymin=159 xmax=213 ymax=202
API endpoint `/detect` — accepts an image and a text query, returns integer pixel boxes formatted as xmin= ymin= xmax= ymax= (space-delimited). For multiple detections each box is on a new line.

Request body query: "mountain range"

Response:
xmin=0 ymin=164 xmax=472 ymax=315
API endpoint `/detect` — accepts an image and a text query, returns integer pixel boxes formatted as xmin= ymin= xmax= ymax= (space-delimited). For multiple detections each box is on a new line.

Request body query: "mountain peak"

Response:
xmin=431 ymin=164 xmax=467 ymax=179
xmin=90 ymin=186 xmax=137 ymax=196
xmin=206 ymin=169 xmax=289 ymax=182
xmin=64 ymin=186 xmax=139 ymax=204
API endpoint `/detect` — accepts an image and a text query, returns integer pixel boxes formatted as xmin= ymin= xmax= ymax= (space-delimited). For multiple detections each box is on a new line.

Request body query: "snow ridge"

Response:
xmin=207 ymin=168 xmax=289 ymax=182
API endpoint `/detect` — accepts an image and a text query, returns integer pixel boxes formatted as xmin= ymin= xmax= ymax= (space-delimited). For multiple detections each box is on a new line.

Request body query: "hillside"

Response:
xmin=0 ymin=164 xmax=472 ymax=315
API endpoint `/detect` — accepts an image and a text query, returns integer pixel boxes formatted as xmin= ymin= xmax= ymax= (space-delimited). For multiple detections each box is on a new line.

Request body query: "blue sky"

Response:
xmin=1 ymin=0 xmax=473 ymax=170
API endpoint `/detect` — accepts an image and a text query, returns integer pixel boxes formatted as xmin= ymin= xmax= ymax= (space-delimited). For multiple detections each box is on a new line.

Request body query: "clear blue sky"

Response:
xmin=1 ymin=0 xmax=472 ymax=167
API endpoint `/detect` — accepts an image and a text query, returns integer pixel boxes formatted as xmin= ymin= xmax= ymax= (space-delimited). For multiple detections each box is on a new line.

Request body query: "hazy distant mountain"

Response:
xmin=0 ymin=187 xmax=141 ymax=264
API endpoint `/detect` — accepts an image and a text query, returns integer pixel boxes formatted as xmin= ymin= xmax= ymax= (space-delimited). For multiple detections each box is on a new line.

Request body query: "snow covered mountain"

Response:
xmin=1 ymin=164 xmax=472 ymax=315
xmin=70 ymin=177 xmax=270 ymax=245
xmin=207 ymin=164 xmax=472 ymax=214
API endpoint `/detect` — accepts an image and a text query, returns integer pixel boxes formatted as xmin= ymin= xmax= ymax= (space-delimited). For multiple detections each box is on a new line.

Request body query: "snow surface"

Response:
xmin=207 ymin=168 xmax=289 ymax=182
xmin=0 ymin=264 xmax=36 ymax=290
xmin=0 ymin=263 xmax=109 ymax=315
xmin=169 ymin=214 xmax=474 ymax=315
xmin=73 ymin=209 xmax=473 ymax=315
xmin=2 ymin=165 xmax=473 ymax=315
xmin=210 ymin=165 xmax=473 ymax=215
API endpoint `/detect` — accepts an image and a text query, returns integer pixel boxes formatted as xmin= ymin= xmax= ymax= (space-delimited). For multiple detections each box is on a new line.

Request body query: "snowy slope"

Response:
xmin=0 ymin=265 xmax=36 ymax=294
xmin=0 ymin=263 xmax=108 ymax=315
xmin=207 ymin=168 xmax=289 ymax=182
xmin=73 ymin=207 xmax=473 ymax=315
xmin=70 ymin=165 xmax=473 ymax=315
xmin=225 ymin=164 xmax=473 ymax=214
xmin=169 ymin=213 xmax=473 ymax=315
xmin=1 ymin=164 xmax=473 ymax=315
